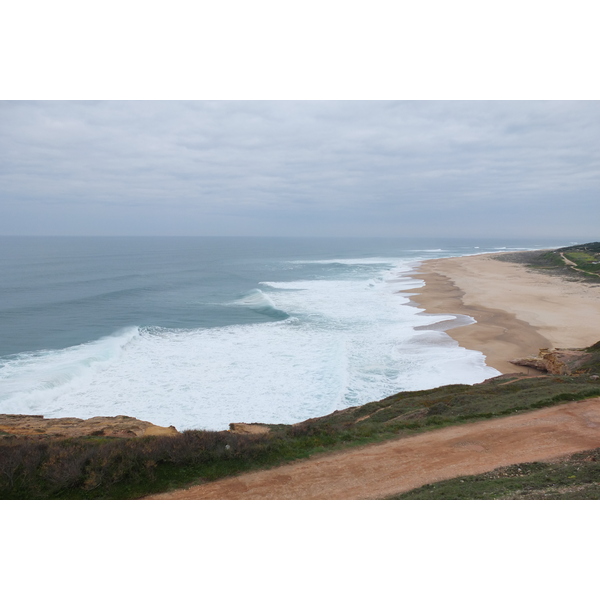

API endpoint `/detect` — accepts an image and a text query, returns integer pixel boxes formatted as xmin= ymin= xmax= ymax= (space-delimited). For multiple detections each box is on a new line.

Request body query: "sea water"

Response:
xmin=0 ymin=236 xmax=573 ymax=431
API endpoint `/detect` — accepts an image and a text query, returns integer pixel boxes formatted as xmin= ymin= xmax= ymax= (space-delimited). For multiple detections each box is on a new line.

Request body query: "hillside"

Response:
xmin=389 ymin=447 xmax=600 ymax=500
xmin=2 ymin=344 xmax=600 ymax=500
xmin=495 ymin=241 xmax=600 ymax=280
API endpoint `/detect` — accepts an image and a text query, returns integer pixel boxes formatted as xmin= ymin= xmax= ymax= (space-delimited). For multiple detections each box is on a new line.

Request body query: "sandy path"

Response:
xmin=145 ymin=398 xmax=600 ymax=500
xmin=409 ymin=254 xmax=600 ymax=374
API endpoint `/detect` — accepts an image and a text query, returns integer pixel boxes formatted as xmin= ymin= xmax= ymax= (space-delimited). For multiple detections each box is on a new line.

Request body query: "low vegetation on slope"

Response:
xmin=389 ymin=447 xmax=600 ymax=500
xmin=496 ymin=241 xmax=600 ymax=279
xmin=2 ymin=345 xmax=600 ymax=500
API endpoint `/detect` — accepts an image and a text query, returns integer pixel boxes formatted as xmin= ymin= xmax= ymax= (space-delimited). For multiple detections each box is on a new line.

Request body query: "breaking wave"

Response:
xmin=0 ymin=258 xmax=501 ymax=431
xmin=0 ymin=327 xmax=140 ymax=412
xmin=232 ymin=289 xmax=290 ymax=319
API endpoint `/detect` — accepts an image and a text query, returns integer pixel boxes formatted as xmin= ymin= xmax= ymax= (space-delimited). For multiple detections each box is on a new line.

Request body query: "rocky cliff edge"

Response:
xmin=0 ymin=414 xmax=179 ymax=439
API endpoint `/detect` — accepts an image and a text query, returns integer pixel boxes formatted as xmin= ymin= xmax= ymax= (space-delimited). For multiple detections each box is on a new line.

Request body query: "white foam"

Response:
xmin=230 ymin=289 xmax=289 ymax=318
xmin=0 ymin=327 xmax=140 ymax=412
xmin=289 ymin=257 xmax=400 ymax=265
xmin=492 ymin=247 xmax=538 ymax=251
xmin=0 ymin=261 xmax=500 ymax=431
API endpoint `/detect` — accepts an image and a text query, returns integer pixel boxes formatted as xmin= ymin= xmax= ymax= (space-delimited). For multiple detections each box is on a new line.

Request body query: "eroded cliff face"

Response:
xmin=229 ymin=423 xmax=271 ymax=435
xmin=0 ymin=414 xmax=179 ymax=439
xmin=510 ymin=348 xmax=595 ymax=375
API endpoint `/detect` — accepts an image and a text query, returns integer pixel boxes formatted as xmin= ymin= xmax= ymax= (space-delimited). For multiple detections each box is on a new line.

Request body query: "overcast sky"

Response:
xmin=1 ymin=100 xmax=598 ymax=238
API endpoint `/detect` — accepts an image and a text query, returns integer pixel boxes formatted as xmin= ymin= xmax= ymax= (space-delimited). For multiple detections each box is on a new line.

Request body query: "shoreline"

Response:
xmin=406 ymin=252 xmax=600 ymax=374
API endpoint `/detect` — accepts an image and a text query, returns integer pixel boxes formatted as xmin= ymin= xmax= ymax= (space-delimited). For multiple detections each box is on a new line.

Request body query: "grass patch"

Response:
xmin=387 ymin=448 xmax=600 ymax=500
xmin=564 ymin=251 xmax=600 ymax=274
xmin=494 ymin=250 xmax=565 ymax=270
xmin=495 ymin=242 xmax=600 ymax=279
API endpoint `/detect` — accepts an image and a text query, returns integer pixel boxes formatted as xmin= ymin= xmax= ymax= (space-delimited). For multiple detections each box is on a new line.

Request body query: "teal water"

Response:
xmin=0 ymin=236 xmax=574 ymax=430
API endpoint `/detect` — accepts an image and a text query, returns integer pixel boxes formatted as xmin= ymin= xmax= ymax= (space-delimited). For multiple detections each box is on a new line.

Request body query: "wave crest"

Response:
xmin=0 ymin=327 xmax=140 ymax=410
xmin=232 ymin=289 xmax=290 ymax=319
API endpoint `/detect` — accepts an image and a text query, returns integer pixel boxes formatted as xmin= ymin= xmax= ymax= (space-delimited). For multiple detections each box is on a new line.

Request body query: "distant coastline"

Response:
xmin=408 ymin=250 xmax=600 ymax=374
xmin=4 ymin=247 xmax=600 ymax=500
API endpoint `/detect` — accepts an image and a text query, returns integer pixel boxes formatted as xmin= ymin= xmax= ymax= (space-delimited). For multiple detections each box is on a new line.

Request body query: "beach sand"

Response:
xmin=408 ymin=253 xmax=600 ymax=374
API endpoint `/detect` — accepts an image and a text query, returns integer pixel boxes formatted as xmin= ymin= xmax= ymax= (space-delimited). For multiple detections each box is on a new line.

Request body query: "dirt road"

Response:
xmin=145 ymin=398 xmax=600 ymax=500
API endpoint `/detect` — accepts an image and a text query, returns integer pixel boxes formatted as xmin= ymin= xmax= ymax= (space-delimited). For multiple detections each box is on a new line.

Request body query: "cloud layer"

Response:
xmin=1 ymin=101 xmax=599 ymax=237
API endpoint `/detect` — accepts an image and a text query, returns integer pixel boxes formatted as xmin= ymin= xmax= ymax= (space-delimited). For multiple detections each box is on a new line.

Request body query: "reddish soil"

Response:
xmin=145 ymin=398 xmax=600 ymax=500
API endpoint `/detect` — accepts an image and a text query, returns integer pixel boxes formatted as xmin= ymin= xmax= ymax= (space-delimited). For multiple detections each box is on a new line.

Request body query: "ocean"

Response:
xmin=0 ymin=236 xmax=574 ymax=431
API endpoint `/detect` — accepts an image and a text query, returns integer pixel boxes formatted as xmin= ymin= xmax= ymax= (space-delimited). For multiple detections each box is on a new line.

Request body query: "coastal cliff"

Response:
xmin=0 ymin=414 xmax=179 ymax=439
xmin=510 ymin=347 xmax=600 ymax=375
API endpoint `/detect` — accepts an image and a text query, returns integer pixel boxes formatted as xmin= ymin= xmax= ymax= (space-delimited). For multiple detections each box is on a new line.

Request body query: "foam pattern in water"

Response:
xmin=0 ymin=259 xmax=499 ymax=430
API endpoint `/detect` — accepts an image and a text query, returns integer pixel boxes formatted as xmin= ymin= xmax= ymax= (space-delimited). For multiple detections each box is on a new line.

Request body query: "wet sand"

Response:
xmin=408 ymin=253 xmax=600 ymax=374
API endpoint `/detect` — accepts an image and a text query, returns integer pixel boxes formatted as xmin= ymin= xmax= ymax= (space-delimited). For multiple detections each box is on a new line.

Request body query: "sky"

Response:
xmin=3 ymin=1 xmax=600 ymax=588
xmin=1 ymin=100 xmax=599 ymax=238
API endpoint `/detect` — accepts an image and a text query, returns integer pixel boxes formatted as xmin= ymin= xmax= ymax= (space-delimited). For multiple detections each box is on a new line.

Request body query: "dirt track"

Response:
xmin=146 ymin=398 xmax=600 ymax=500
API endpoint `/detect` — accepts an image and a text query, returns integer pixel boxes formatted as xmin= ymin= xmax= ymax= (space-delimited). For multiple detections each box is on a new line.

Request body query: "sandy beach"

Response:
xmin=409 ymin=253 xmax=600 ymax=374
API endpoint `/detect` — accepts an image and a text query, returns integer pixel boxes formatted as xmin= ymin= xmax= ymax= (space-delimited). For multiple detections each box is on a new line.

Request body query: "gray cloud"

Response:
xmin=1 ymin=100 xmax=599 ymax=237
